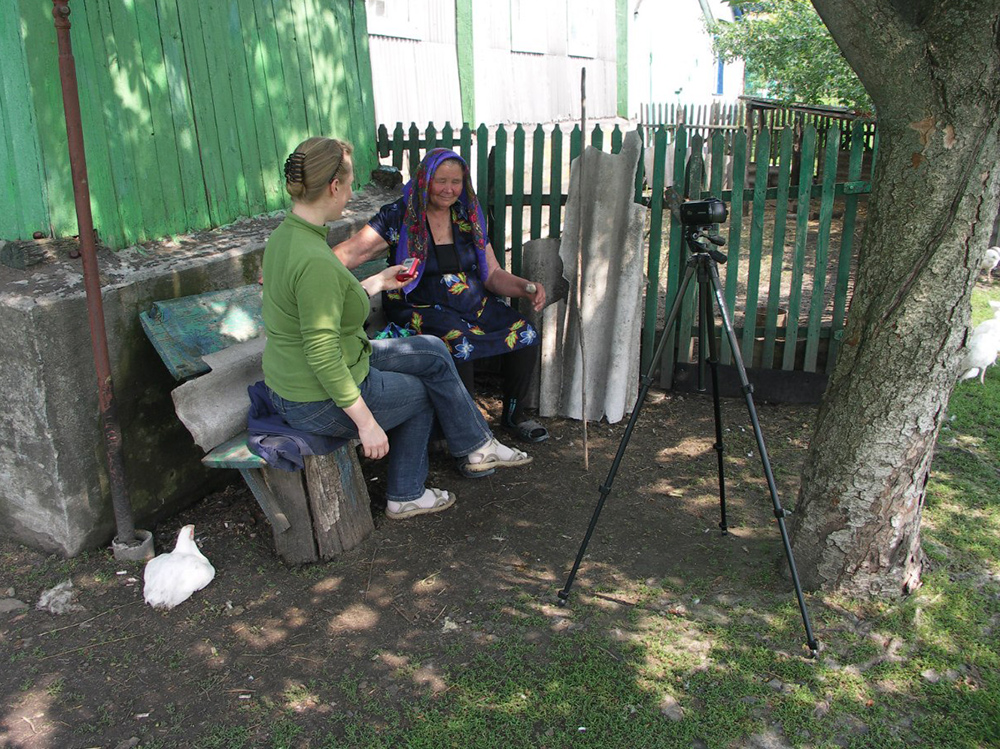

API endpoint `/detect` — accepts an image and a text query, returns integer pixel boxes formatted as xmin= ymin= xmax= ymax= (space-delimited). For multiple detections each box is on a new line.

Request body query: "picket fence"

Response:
xmin=375 ymin=119 xmax=877 ymax=378
xmin=639 ymin=100 xmax=878 ymax=165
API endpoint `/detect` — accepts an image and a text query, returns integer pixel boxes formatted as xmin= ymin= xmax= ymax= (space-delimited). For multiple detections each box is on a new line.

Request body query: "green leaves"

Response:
xmin=710 ymin=0 xmax=872 ymax=110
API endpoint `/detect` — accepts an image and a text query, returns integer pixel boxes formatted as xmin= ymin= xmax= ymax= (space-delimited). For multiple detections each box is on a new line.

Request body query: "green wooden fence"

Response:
xmin=1 ymin=0 xmax=376 ymax=249
xmin=376 ymin=119 xmax=876 ymax=377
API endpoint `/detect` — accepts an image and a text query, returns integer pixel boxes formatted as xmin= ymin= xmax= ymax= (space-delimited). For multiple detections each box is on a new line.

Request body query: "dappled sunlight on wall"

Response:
xmin=7 ymin=0 xmax=376 ymax=249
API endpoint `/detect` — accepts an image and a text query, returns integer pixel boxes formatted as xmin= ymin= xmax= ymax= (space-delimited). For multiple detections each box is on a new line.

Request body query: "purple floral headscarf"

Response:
xmin=396 ymin=149 xmax=490 ymax=293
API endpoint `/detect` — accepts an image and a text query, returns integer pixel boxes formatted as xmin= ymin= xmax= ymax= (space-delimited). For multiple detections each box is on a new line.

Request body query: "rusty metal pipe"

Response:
xmin=52 ymin=0 xmax=137 ymax=546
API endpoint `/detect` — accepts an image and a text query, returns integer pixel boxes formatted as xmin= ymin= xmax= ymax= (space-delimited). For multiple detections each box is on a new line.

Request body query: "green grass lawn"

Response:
xmin=305 ymin=290 xmax=1000 ymax=749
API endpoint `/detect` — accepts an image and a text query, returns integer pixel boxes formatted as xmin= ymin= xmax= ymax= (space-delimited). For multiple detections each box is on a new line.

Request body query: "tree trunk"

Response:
xmin=790 ymin=1 xmax=1000 ymax=596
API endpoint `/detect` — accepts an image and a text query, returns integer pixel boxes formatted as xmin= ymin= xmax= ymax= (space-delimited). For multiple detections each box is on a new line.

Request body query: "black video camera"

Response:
xmin=680 ymin=197 xmax=728 ymax=226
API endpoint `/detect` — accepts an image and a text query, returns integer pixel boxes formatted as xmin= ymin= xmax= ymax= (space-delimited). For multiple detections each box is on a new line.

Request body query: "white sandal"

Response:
xmin=464 ymin=438 xmax=533 ymax=473
xmin=385 ymin=488 xmax=456 ymax=519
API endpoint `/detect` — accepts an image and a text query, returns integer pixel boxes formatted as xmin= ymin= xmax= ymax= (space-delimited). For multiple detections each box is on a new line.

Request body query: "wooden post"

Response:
xmin=203 ymin=435 xmax=373 ymax=565
xmin=392 ymin=123 xmax=404 ymax=170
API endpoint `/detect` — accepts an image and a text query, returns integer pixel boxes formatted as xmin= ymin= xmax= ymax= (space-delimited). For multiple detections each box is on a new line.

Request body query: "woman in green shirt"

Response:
xmin=262 ymin=137 xmax=532 ymax=519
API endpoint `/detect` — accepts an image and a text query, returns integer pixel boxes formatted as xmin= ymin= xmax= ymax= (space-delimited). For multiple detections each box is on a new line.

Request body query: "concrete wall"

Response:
xmin=0 ymin=231 xmax=267 ymax=555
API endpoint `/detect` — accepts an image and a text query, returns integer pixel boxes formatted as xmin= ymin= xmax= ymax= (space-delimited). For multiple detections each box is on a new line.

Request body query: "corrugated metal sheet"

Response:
xmin=367 ymin=0 xmax=463 ymax=126
xmin=425 ymin=0 xmax=454 ymax=43
xmin=471 ymin=0 xmax=618 ymax=124
xmin=367 ymin=39 xmax=463 ymax=127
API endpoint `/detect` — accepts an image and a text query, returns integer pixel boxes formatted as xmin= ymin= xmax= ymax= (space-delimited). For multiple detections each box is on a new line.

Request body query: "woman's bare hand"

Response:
xmin=358 ymin=421 xmax=389 ymax=459
xmin=381 ymin=265 xmax=411 ymax=291
xmin=344 ymin=397 xmax=389 ymax=459
xmin=361 ymin=265 xmax=411 ymax=296
xmin=526 ymin=280 xmax=547 ymax=312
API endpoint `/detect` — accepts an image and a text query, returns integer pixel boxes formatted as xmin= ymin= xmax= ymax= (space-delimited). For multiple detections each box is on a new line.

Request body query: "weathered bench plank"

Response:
xmin=141 ymin=257 xmax=388 ymax=381
xmin=203 ymin=433 xmax=374 ymax=564
xmin=140 ymin=285 xmax=265 ymax=380
xmin=202 ymin=433 xmax=291 ymax=534
xmin=202 ymin=432 xmax=268 ymax=469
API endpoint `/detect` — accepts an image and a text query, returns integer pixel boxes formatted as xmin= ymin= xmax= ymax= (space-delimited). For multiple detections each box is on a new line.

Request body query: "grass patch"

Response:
xmin=303 ymin=288 xmax=1000 ymax=747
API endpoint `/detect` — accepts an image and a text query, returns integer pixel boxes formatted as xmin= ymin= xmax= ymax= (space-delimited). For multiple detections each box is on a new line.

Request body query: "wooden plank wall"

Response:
xmin=0 ymin=7 xmax=49 ymax=240
xmin=3 ymin=0 xmax=376 ymax=249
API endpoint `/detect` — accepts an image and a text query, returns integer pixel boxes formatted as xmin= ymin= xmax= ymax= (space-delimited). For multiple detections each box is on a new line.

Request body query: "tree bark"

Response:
xmin=790 ymin=1 xmax=1000 ymax=596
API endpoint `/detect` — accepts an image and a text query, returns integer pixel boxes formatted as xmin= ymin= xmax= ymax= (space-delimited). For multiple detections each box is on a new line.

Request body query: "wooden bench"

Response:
xmin=140 ymin=268 xmax=386 ymax=564
xmin=203 ymin=432 xmax=371 ymax=563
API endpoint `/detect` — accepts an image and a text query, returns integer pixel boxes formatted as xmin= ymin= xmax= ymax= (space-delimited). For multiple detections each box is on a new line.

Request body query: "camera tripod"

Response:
xmin=557 ymin=220 xmax=819 ymax=655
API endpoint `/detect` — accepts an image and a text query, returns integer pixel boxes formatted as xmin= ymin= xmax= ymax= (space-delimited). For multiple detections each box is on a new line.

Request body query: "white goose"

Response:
xmin=143 ymin=525 xmax=216 ymax=610
xmin=981 ymin=247 xmax=1000 ymax=281
xmin=959 ymin=303 xmax=1000 ymax=384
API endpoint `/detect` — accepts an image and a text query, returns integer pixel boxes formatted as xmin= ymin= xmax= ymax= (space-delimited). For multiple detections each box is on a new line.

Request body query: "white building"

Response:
xmin=629 ymin=0 xmax=745 ymax=115
xmin=364 ymin=0 xmax=740 ymax=127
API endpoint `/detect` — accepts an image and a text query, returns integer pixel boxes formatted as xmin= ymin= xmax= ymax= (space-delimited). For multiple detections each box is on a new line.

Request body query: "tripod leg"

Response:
xmin=558 ymin=262 xmax=699 ymax=604
xmin=697 ymin=280 xmax=708 ymax=392
xmin=699 ymin=275 xmax=728 ymax=534
xmin=706 ymin=262 xmax=819 ymax=654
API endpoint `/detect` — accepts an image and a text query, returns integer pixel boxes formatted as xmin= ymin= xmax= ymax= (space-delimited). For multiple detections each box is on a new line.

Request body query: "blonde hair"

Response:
xmin=283 ymin=137 xmax=353 ymax=203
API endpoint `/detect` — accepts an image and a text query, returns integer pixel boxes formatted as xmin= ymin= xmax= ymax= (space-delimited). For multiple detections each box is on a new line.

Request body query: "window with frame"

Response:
xmin=510 ymin=0 xmax=547 ymax=54
xmin=366 ymin=0 xmax=428 ymax=40
xmin=566 ymin=0 xmax=597 ymax=58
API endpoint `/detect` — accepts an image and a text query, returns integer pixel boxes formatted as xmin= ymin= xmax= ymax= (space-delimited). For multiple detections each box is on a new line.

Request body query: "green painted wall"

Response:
xmin=2 ymin=0 xmax=377 ymax=249
xmin=455 ymin=0 xmax=475 ymax=126
xmin=616 ymin=0 xmax=628 ymax=118
xmin=0 ymin=4 xmax=50 ymax=240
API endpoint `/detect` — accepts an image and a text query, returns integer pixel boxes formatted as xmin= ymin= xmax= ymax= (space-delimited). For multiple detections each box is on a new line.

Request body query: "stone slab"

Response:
xmin=171 ymin=338 xmax=265 ymax=451
xmin=539 ymin=131 xmax=647 ymax=424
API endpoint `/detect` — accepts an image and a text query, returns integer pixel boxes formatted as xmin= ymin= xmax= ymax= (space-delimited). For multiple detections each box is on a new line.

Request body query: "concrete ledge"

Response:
xmin=0 ymin=185 xmax=399 ymax=556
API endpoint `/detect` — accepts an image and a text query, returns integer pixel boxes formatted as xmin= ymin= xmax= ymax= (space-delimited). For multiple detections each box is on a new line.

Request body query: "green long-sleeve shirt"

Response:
xmin=262 ymin=213 xmax=371 ymax=407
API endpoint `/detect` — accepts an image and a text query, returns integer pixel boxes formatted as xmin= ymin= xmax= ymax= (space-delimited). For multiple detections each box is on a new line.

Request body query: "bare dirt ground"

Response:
xmin=0 ymin=379 xmax=817 ymax=749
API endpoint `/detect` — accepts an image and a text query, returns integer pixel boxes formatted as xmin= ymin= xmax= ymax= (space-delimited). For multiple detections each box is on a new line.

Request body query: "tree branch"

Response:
xmin=810 ymin=0 xmax=925 ymax=112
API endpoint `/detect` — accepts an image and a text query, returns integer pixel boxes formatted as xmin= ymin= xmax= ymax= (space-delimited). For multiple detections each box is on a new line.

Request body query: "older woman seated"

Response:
xmin=334 ymin=149 xmax=549 ymax=443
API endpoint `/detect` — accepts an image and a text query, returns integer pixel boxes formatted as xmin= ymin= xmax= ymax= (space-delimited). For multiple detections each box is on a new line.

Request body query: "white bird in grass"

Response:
xmin=980 ymin=247 xmax=1000 ymax=281
xmin=143 ymin=525 xmax=215 ymax=610
xmin=959 ymin=302 xmax=1000 ymax=384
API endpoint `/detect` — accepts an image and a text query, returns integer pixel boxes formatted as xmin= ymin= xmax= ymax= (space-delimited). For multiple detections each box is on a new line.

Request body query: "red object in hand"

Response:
xmin=396 ymin=257 xmax=419 ymax=281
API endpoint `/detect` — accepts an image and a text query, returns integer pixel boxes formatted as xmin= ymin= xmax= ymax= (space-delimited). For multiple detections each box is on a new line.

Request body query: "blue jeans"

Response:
xmin=268 ymin=336 xmax=493 ymax=502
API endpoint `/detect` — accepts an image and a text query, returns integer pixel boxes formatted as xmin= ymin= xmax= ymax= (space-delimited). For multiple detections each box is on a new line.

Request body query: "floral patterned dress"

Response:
xmin=370 ymin=198 xmax=539 ymax=362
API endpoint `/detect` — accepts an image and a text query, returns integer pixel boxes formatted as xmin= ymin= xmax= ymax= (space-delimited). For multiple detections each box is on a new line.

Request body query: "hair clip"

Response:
xmin=284 ymin=152 xmax=306 ymax=183
xmin=328 ymin=151 xmax=344 ymax=185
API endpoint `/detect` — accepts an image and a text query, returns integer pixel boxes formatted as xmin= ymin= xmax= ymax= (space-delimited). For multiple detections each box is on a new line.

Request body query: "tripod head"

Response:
xmin=680 ymin=197 xmax=728 ymax=264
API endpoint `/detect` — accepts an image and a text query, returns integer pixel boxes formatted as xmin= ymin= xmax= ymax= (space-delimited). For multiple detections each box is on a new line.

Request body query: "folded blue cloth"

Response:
xmin=246 ymin=381 xmax=347 ymax=471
